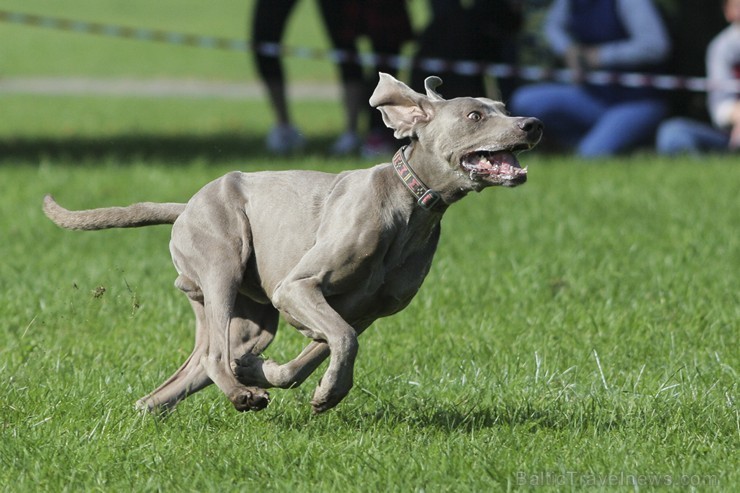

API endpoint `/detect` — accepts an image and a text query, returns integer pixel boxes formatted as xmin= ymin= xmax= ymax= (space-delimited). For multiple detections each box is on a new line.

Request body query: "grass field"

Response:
xmin=2 ymin=141 xmax=738 ymax=491
xmin=1 ymin=1 xmax=738 ymax=491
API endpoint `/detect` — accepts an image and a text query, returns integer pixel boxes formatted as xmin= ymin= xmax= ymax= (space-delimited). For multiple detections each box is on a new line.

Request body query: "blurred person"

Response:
xmin=251 ymin=0 xmax=305 ymax=154
xmin=411 ymin=0 xmax=524 ymax=101
xmin=509 ymin=0 xmax=671 ymax=158
xmin=656 ymin=0 xmax=740 ymax=155
xmin=318 ymin=0 xmax=414 ymax=156
xmin=251 ymin=0 xmax=413 ymax=157
xmin=660 ymin=0 xmax=726 ymax=121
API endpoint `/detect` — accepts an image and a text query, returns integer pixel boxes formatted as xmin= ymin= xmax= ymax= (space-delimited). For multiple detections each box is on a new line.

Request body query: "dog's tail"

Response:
xmin=43 ymin=194 xmax=186 ymax=231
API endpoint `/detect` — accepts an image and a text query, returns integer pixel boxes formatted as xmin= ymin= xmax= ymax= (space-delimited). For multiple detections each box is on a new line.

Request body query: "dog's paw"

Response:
xmin=134 ymin=398 xmax=152 ymax=413
xmin=310 ymin=394 xmax=343 ymax=414
xmin=232 ymin=354 xmax=273 ymax=388
xmin=233 ymin=354 xmax=295 ymax=388
xmin=310 ymin=381 xmax=350 ymax=414
xmin=310 ymin=399 xmax=335 ymax=414
xmin=228 ymin=387 xmax=270 ymax=412
xmin=134 ymin=397 xmax=173 ymax=417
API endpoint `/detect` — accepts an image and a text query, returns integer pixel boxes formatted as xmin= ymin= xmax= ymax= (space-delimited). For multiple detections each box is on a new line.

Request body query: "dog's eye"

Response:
xmin=467 ymin=111 xmax=483 ymax=122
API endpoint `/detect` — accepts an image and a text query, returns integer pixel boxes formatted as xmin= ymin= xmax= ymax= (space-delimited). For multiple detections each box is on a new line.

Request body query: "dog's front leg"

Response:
xmin=233 ymin=340 xmax=330 ymax=389
xmin=234 ymin=317 xmax=376 ymax=389
xmin=273 ymin=276 xmax=358 ymax=413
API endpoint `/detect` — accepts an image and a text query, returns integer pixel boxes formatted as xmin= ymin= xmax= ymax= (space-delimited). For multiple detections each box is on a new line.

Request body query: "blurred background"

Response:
xmin=0 ymin=0 xmax=728 ymax=160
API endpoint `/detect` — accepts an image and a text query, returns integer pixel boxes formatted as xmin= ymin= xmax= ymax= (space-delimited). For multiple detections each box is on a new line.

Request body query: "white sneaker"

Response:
xmin=266 ymin=124 xmax=305 ymax=154
xmin=331 ymin=131 xmax=361 ymax=155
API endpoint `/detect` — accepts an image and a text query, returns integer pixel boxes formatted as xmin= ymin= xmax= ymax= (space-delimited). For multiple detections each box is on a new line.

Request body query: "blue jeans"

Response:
xmin=509 ymin=83 xmax=667 ymax=158
xmin=656 ymin=117 xmax=730 ymax=155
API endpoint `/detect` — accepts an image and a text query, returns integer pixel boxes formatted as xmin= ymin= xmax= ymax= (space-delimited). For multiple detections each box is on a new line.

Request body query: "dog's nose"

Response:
xmin=518 ymin=117 xmax=543 ymax=139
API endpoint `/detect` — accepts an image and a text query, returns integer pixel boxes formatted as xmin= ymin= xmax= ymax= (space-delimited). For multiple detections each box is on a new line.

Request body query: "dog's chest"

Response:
xmin=332 ymin=222 xmax=441 ymax=323
xmin=375 ymin=261 xmax=430 ymax=313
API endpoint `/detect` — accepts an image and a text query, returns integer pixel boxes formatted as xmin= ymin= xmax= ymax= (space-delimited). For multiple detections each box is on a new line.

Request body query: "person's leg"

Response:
xmin=656 ymin=117 xmax=730 ymax=155
xmin=578 ymin=99 xmax=667 ymax=158
xmin=509 ymin=83 xmax=605 ymax=149
xmin=251 ymin=0 xmax=299 ymax=127
xmin=318 ymin=0 xmax=364 ymax=154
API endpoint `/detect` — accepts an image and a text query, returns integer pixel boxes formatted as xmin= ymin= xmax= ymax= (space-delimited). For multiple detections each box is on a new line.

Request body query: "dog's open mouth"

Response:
xmin=461 ymin=149 xmax=528 ymax=185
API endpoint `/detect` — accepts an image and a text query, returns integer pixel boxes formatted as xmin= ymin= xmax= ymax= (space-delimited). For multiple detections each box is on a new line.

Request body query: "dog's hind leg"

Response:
xmin=135 ymin=276 xmax=212 ymax=413
xmin=136 ymin=281 xmax=277 ymax=413
xmin=227 ymin=293 xmax=280 ymax=382
xmin=198 ymin=278 xmax=271 ymax=412
xmin=166 ymin=185 xmax=270 ymax=412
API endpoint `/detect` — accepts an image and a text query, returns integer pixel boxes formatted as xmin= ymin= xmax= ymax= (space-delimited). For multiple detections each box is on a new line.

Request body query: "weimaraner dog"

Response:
xmin=44 ymin=73 xmax=542 ymax=414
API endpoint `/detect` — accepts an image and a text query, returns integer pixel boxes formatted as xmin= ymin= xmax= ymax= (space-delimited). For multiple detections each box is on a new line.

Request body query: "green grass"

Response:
xmin=1 ymin=144 xmax=738 ymax=491
xmin=1 ymin=2 xmax=737 ymax=490
xmin=0 ymin=94 xmax=345 ymax=133
xmin=1 ymin=0 xmax=328 ymax=80
xmin=1 ymin=0 xmax=429 ymax=81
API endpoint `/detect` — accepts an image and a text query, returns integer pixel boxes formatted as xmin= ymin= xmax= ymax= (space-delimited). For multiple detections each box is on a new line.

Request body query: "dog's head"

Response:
xmin=370 ymin=73 xmax=542 ymax=193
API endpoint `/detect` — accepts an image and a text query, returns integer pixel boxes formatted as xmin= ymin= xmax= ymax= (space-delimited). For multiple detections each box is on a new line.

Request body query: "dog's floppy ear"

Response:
xmin=369 ymin=73 xmax=440 ymax=139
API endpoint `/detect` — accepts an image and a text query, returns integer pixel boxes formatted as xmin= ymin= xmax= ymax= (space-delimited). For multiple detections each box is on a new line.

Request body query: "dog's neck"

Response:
xmin=391 ymin=145 xmax=447 ymax=212
xmin=392 ymin=144 xmax=470 ymax=209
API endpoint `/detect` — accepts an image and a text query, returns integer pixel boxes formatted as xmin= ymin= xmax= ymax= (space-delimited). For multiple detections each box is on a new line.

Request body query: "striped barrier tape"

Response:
xmin=3 ymin=9 xmax=739 ymax=94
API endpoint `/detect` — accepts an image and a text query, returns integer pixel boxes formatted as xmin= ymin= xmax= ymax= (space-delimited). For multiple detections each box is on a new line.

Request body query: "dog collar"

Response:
xmin=392 ymin=146 xmax=445 ymax=211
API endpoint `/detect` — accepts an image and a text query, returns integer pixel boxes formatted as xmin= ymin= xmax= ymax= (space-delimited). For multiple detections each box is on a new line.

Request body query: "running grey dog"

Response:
xmin=43 ymin=73 xmax=542 ymax=414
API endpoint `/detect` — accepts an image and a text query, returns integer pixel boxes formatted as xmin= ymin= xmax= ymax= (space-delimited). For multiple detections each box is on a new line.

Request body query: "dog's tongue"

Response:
xmin=470 ymin=152 xmax=523 ymax=172
xmin=462 ymin=151 xmax=527 ymax=181
xmin=488 ymin=151 xmax=520 ymax=168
